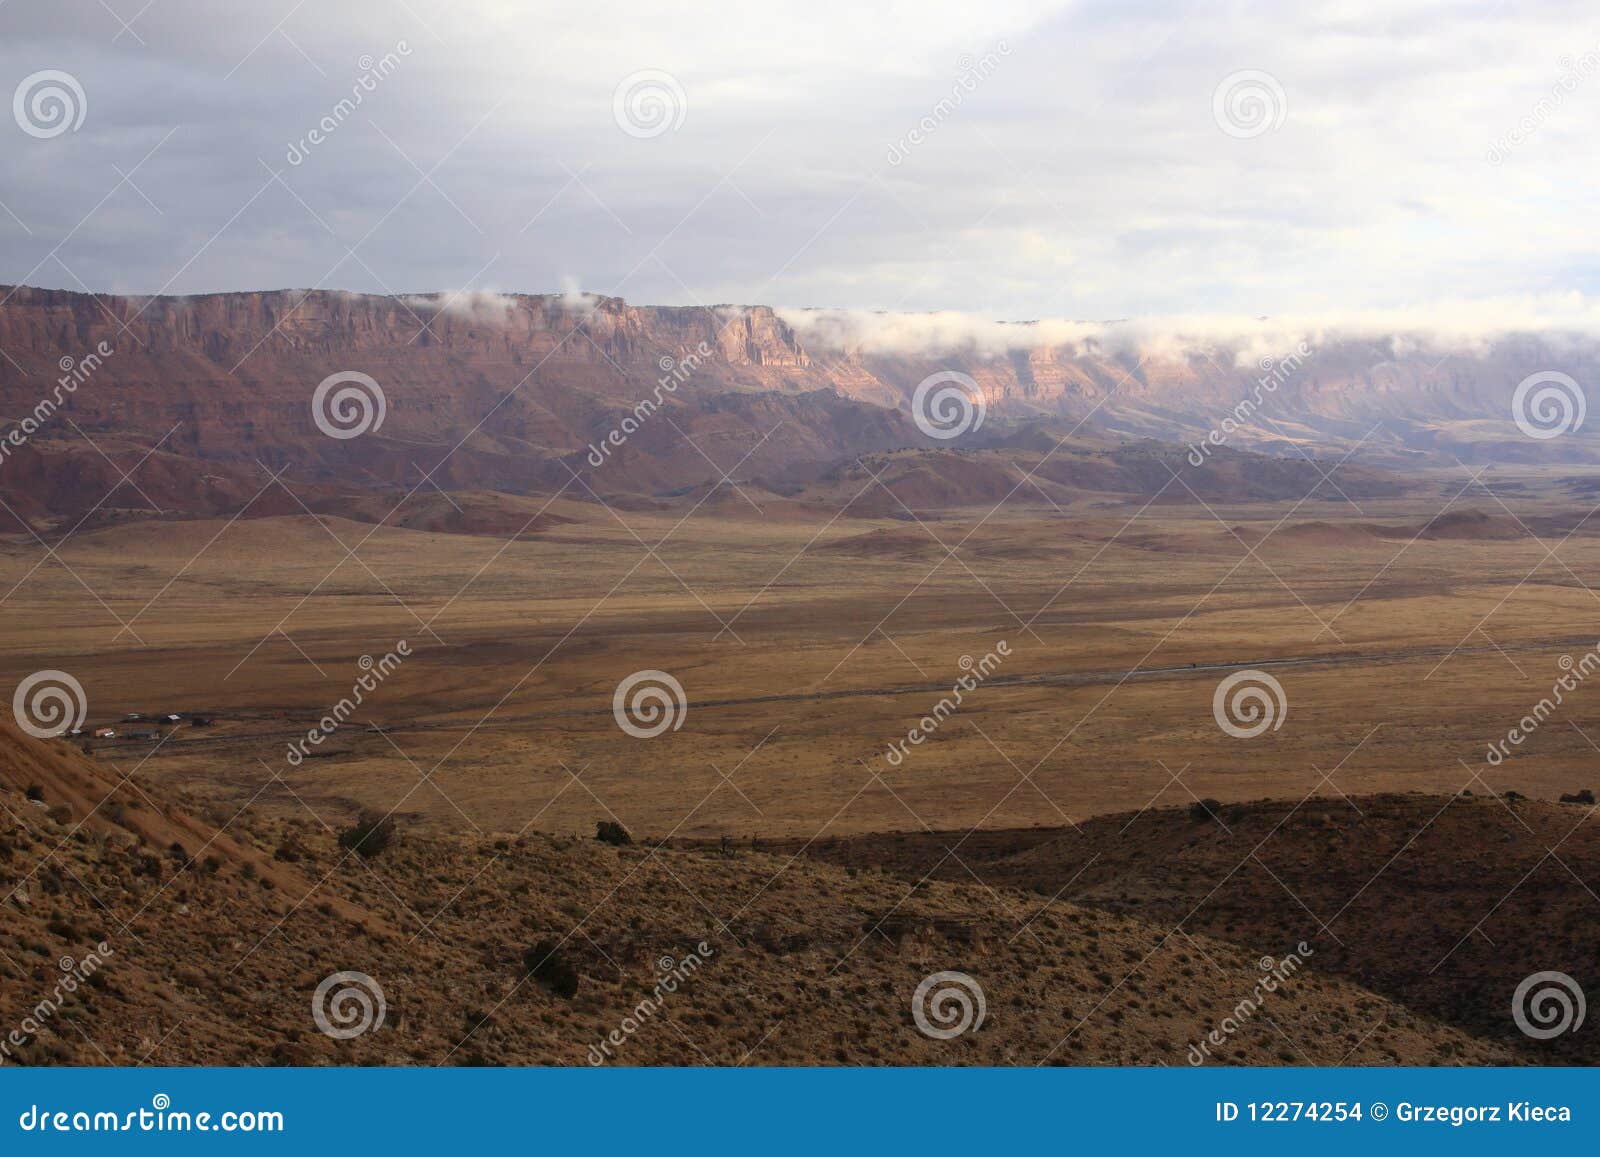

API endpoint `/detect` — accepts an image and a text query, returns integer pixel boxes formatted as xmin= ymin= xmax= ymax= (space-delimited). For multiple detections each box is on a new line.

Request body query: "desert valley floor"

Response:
xmin=2 ymin=469 xmax=1599 ymax=1065
xmin=7 ymin=471 xmax=1600 ymax=833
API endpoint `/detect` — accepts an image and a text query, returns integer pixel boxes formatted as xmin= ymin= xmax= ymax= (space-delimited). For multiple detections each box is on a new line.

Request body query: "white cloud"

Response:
xmin=777 ymin=294 xmax=1600 ymax=363
xmin=2 ymin=0 xmax=1597 ymax=318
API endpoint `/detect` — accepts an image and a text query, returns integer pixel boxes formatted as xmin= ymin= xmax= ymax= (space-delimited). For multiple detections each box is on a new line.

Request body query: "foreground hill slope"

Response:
xmin=774 ymin=792 xmax=1600 ymax=1062
xmin=0 ymin=726 xmax=1499 ymax=1066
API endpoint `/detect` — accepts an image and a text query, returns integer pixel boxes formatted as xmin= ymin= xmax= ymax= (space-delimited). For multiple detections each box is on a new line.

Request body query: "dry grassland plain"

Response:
xmin=6 ymin=468 xmax=1599 ymax=842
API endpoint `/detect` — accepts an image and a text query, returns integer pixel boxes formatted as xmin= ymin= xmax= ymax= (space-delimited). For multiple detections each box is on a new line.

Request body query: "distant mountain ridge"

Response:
xmin=0 ymin=285 xmax=1594 ymax=529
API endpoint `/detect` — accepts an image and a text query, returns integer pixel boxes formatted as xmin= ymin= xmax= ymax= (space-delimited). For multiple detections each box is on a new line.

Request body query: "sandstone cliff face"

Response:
xmin=0 ymin=285 xmax=1594 ymax=527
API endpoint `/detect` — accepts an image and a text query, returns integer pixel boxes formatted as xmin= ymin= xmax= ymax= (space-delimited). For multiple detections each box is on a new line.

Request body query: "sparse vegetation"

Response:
xmin=338 ymin=811 xmax=397 ymax=858
xmin=595 ymin=820 xmax=632 ymax=847
xmin=523 ymin=939 xmax=580 ymax=998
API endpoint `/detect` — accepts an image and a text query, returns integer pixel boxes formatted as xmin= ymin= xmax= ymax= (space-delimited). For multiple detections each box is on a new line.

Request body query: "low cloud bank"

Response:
xmin=775 ymin=295 xmax=1600 ymax=365
xmin=397 ymin=290 xmax=523 ymax=321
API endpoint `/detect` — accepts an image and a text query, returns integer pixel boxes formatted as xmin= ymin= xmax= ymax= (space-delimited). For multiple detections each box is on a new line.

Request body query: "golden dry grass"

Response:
xmin=3 ymin=474 xmax=1599 ymax=840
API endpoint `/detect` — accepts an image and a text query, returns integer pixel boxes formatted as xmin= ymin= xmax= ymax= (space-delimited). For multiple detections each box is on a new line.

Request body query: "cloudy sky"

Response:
xmin=1 ymin=0 xmax=1596 ymax=321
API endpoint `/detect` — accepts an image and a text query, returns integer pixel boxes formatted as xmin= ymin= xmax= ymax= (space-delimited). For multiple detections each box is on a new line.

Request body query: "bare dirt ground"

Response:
xmin=3 ymin=474 xmax=1599 ymax=840
xmin=3 ymin=471 xmax=1598 ymax=1065
xmin=0 ymin=728 xmax=1521 ymax=1066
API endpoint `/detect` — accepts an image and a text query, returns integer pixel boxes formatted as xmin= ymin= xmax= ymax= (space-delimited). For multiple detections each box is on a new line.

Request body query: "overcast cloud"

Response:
xmin=2 ymin=0 xmax=1598 ymax=325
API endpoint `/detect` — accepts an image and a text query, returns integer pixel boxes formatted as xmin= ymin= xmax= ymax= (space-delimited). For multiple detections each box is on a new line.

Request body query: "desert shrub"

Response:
xmin=25 ymin=784 xmax=44 ymax=802
xmin=524 ymin=939 xmax=580 ymax=998
xmin=1559 ymin=789 xmax=1596 ymax=805
xmin=1189 ymin=799 xmax=1223 ymax=823
xmin=338 ymin=811 xmax=397 ymax=858
xmin=595 ymin=820 xmax=632 ymax=846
